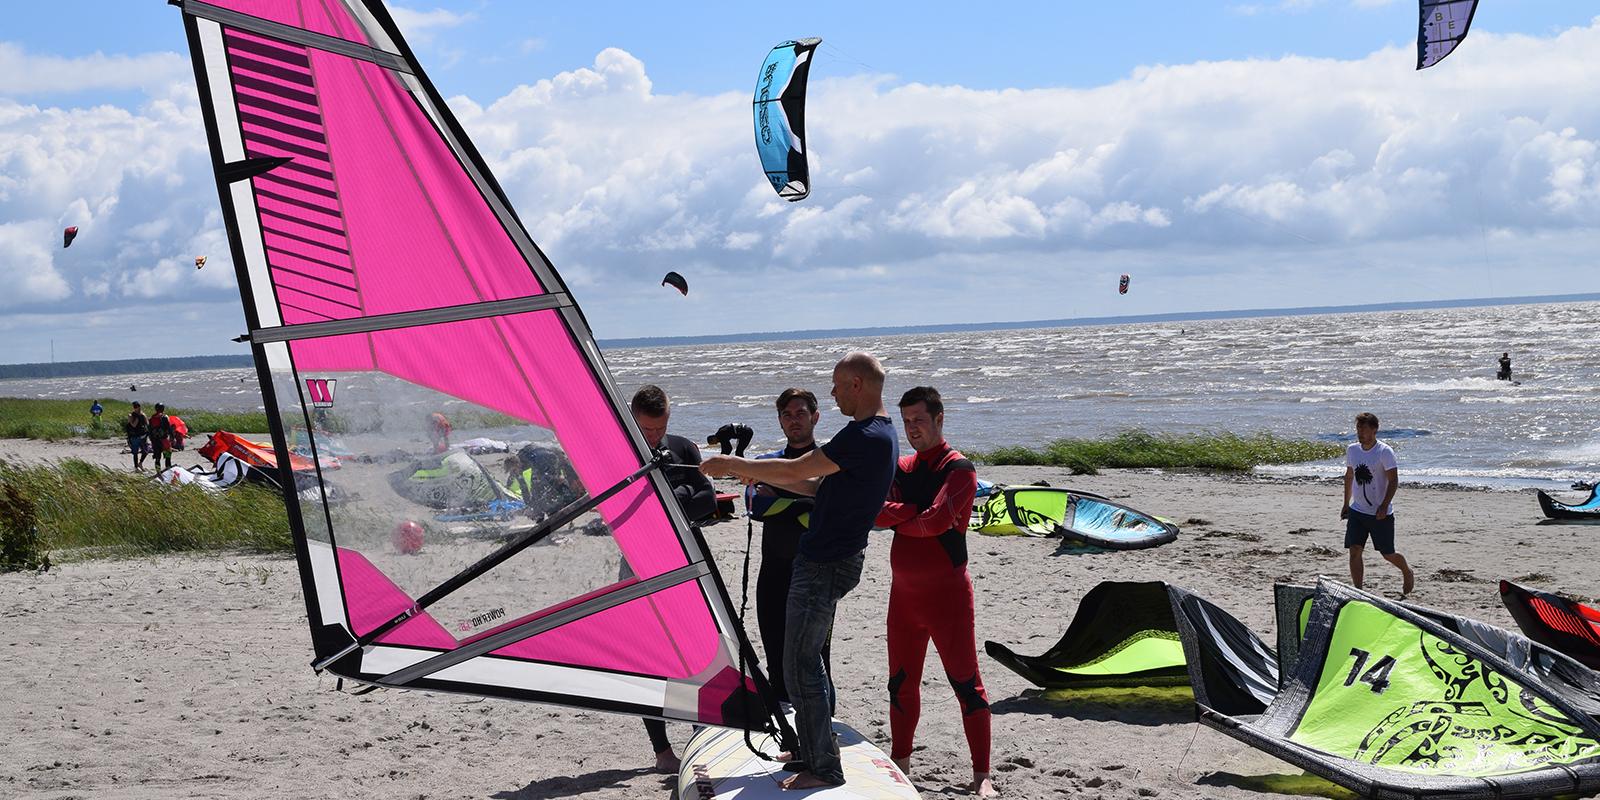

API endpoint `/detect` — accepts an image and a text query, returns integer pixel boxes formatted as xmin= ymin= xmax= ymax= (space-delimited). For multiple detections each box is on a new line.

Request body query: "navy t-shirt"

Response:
xmin=800 ymin=416 xmax=898 ymax=562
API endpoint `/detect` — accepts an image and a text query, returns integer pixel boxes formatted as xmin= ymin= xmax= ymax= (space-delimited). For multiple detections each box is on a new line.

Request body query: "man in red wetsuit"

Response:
xmin=875 ymin=386 xmax=996 ymax=797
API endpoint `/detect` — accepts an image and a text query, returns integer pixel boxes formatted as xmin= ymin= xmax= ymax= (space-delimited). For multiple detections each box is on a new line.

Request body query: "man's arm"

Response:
xmin=671 ymin=438 xmax=718 ymax=522
xmin=875 ymin=482 xmax=918 ymax=529
xmin=1377 ymin=467 xmax=1398 ymax=521
xmin=1341 ymin=466 xmax=1353 ymax=517
xmin=888 ymin=467 xmax=978 ymax=538
xmin=702 ymin=448 xmax=840 ymax=488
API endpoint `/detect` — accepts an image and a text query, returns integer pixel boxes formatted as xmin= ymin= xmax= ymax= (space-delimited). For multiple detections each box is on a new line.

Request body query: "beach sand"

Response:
xmin=1 ymin=434 xmax=1592 ymax=799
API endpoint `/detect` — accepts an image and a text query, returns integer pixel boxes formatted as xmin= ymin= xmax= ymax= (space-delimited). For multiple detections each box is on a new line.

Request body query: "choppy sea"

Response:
xmin=5 ymin=301 xmax=1597 ymax=490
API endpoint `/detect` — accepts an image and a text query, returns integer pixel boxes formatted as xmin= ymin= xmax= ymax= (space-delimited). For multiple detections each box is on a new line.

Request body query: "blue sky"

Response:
xmin=2 ymin=1 xmax=1599 ymax=362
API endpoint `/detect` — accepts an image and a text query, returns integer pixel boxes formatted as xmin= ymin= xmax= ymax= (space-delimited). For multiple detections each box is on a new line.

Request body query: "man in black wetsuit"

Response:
xmin=746 ymin=388 xmax=824 ymax=707
xmin=1497 ymin=352 xmax=1513 ymax=381
xmin=629 ymin=384 xmax=716 ymax=773
xmin=707 ymin=422 xmax=754 ymax=457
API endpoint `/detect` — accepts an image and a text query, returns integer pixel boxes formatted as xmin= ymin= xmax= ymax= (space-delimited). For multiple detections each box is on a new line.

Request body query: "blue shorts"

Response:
xmin=128 ymin=435 xmax=148 ymax=455
xmin=1345 ymin=510 xmax=1395 ymax=555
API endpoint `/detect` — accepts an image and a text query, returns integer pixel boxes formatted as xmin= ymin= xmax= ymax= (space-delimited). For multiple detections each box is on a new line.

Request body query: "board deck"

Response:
xmin=678 ymin=716 xmax=920 ymax=799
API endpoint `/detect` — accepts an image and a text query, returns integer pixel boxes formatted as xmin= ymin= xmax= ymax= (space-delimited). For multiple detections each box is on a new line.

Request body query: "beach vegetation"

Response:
xmin=0 ymin=397 xmax=270 ymax=441
xmin=0 ymin=458 xmax=290 ymax=564
xmin=974 ymin=430 xmax=1343 ymax=474
xmin=0 ymin=480 xmax=50 ymax=572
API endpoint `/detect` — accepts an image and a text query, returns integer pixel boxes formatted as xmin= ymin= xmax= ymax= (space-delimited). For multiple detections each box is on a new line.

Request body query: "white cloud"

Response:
xmin=0 ymin=221 xmax=71 ymax=306
xmin=388 ymin=6 xmax=473 ymax=44
xmin=0 ymin=43 xmax=188 ymax=95
xmin=6 ymin=17 xmax=1600 ymax=356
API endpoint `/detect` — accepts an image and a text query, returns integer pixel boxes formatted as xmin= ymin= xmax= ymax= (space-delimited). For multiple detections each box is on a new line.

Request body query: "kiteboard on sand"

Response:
xmin=679 ymin=716 xmax=919 ymax=800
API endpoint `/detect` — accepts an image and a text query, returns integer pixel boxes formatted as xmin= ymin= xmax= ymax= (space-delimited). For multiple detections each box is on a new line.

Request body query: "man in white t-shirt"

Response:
xmin=1340 ymin=412 xmax=1415 ymax=595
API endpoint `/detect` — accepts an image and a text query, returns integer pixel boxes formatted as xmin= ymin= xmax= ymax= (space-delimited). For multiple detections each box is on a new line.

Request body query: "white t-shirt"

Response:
xmin=1346 ymin=440 xmax=1397 ymax=515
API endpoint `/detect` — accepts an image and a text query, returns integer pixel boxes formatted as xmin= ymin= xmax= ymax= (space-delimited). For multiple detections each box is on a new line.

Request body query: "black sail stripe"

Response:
xmin=223 ymin=34 xmax=312 ymax=69
xmin=268 ymin=262 xmax=360 ymax=294
xmin=256 ymin=171 xmax=338 ymax=201
xmin=242 ymin=131 xmax=330 ymax=162
xmin=265 ymin=245 xmax=354 ymax=274
xmin=274 ymin=283 xmax=362 ymax=311
xmin=234 ymin=74 xmax=319 ymax=107
xmin=248 ymin=151 xmax=334 ymax=182
xmin=256 ymin=188 xmax=343 ymax=220
xmin=259 ymin=206 xmax=347 ymax=238
xmin=236 ymin=91 xmax=323 ymax=125
xmin=260 ymin=224 xmax=351 ymax=255
xmin=228 ymin=54 xmax=314 ymax=87
xmin=238 ymin=111 xmax=327 ymax=145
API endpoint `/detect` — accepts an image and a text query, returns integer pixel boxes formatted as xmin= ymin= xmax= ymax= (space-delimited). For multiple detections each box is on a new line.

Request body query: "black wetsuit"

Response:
xmin=749 ymin=443 xmax=825 ymax=704
xmin=708 ymin=423 xmax=754 ymax=457
xmin=1498 ymin=356 xmax=1513 ymax=381
xmin=643 ymin=432 xmax=715 ymax=754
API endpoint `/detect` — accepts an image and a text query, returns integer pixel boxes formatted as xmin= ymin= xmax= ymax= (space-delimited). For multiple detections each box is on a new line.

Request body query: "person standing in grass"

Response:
xmin=148 ymin=403 xmax=175 ymax=473
xmin=90 ymin=400 xmax=103 ymax=428
xmin=1341 ymin=412 xmax=1415 ymax=596
xmin=124 ymin=402 xmax=149 ymax=471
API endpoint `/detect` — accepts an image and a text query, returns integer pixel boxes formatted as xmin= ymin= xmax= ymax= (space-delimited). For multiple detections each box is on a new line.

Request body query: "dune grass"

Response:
xmin=973 ymin=430 xmax=1343 ymax=474
xmin=0 ymin=458 xmax=290 ymax=568
xmin=0 ymin=397 xmax=270 ymax=441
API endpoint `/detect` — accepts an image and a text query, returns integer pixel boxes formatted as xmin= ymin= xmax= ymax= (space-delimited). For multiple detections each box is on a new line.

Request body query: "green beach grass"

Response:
xmin=973 ymin=430 xmax=1342 ymax=474
xmin=0 ymin=458 xmax=290 ymax=568
xmin=0 ymin=397 xmax=270 ymax=441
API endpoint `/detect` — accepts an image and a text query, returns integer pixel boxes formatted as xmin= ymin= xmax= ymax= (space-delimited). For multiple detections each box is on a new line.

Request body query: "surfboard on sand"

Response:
xmin=678 ymin=716 xmax=920 ymax=799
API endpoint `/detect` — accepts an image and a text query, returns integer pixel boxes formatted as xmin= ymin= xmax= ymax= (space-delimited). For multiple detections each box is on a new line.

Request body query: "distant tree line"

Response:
xmin=0 ymin=355 xmax=254 ymax=380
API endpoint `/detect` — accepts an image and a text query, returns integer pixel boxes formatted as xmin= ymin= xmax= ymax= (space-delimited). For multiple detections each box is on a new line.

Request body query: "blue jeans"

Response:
xmin=783 ymin=551 xmax=864 ymax=785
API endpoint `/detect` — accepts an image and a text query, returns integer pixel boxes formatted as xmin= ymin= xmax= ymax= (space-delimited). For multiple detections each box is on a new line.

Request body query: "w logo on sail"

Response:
xmin=306 ymin=378 xmax=337 ymax=408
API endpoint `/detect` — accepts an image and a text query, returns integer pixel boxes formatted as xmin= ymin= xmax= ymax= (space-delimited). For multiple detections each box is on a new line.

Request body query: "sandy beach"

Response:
xmin=1 ymin=434 xmax=1592 ymax=800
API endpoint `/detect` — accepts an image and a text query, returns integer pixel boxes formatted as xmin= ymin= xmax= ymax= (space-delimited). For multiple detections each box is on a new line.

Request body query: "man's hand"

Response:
xmin=701 ymin=454 xmax=739 ymax=479
xmin=1374 ymin=508 xmax=1387 ymax=521
xmin=1339 ymin=505 xmax=1350 ymax=520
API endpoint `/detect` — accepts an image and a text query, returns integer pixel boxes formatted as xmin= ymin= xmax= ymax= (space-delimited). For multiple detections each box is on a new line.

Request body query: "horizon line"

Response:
xmin=3 ymin=291 xmax=1596 ymax=369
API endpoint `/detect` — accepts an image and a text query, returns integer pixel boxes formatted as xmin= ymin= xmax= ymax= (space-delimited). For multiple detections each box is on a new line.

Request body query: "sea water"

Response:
xmin=5 ymin=300 xmax=1596 ymax=489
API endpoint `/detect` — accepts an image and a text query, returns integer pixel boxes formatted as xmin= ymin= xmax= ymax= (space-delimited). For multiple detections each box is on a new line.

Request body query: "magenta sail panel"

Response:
xmin=177 ymin=0 xmax=775 ymax=732
xmin=221 ymin=26 xmax=545 ymax=325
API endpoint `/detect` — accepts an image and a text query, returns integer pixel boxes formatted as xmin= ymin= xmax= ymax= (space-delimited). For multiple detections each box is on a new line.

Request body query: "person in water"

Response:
xmin=1341 ymin=412 xmax=1415 ymax=595
xmin=702 ymin=352 xmax=897 ymax=790
xmin=629 ymin=384 xmax=716 ymax=774
xmin=745 ymin=388 xmax=826 ymax=707
xmin=874 ymin=386 xmax=995 ymax=797
xmin=124 ymin=401 xmax=149 ymax=471
xmin=1497 ymin=352 xmax=1513 ymax=381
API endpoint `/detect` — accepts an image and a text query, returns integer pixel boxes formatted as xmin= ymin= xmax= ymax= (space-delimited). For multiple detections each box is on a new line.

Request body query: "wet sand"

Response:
xmin=1 ymin=434 xmax=1592 ymax=799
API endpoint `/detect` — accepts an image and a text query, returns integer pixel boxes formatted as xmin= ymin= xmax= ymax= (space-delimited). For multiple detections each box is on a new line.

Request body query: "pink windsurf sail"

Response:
xmin=173 ymin=0 xmax=784 ymax=735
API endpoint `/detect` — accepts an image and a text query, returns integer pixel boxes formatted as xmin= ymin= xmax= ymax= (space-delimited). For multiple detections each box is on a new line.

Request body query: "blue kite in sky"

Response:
xmin=753 ymin=38 xmax=820 ymax=202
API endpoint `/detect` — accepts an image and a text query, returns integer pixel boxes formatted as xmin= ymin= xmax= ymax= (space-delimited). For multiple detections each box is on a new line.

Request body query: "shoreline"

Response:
xmin=0 ymin=434 xmax=1578 ymax=495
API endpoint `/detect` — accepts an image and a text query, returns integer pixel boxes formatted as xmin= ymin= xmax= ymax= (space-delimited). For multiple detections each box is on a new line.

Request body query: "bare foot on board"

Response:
xmin=781 ymin=771 xmax=836 ymax=790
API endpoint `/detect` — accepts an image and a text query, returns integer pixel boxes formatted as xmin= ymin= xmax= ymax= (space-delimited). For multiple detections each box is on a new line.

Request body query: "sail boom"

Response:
xmin=383 ymin=562 xmax=714 ymax=686
xmin=248 ymin=293 xmax=573 ymax=343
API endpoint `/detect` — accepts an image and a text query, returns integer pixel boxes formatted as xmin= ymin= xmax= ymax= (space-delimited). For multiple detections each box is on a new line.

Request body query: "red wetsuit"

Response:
xmin=874 ymin=441 xmax=990 ymax=773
